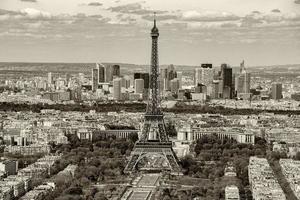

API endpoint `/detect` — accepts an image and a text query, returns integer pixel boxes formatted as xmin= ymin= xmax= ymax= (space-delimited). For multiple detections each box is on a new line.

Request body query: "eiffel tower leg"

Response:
xmin=163 ymin=150 xmax=181 ymax=173
xmin=124 ymin=150 xmax=143 ymax=173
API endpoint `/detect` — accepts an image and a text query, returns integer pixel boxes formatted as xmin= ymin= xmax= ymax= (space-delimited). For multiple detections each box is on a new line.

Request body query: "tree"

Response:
xmin=128 ymin=132 xmax=139 ymax=143
xmin=295 ymin=152 xmax=300 ymax=160
xmin=165 ymin=122 xmax=177 ymax=137
xmin=94 ymin=192 xmax=108 ymax=200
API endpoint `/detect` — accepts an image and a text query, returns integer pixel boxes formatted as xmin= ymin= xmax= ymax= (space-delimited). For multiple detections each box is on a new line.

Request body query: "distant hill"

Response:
xmin=0 ymin=62 xmax=299 ymax=76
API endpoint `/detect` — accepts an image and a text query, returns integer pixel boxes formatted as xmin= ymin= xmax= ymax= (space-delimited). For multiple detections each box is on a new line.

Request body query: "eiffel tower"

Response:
xmin=124 ymin=14 xmax=181 ymax=174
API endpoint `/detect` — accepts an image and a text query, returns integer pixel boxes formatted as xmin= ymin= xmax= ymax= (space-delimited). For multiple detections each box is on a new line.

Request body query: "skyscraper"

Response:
xmin=220 ymin=64 xmax=233 ymax=99
xmin=122 ymin=76 xmax=131 ymax=89
xmin=194 ymin=64 xmax=214 ymax=87
xmin=105 ymin=64 xmax=121 ymax=82
xmin=235 ymin=60 xmax=251 ymax=99
xmin=113 ymin=78 xmax=122 ymax=100
xmin=96 ymin=63 xmax=105 ymax=83
xmin=160 ymin=65 xmax=177 ymax=91
xmin=134 ymin=79 xmax=144 ymax=94
xmin=176 ymin=71 xmax=183 ymax=89
xmin=272 ymin=83 xmax=282 ymax=100
xmin=170 ymin=78 xmax=180 ymax=93
xmin=134 ymin=73 xmax=150 ymax=89
xmin=48 ymin=72 xmax=53 ymax=85
xmin=111 ymin=65 xmax=120 ymax=79
xmin=92 ymin=68 xmax=98 ymax=92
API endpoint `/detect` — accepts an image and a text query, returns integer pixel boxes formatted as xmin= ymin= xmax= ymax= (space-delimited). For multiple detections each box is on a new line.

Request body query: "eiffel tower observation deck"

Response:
xmin=124 ymin=14 xmax=181 ymax=174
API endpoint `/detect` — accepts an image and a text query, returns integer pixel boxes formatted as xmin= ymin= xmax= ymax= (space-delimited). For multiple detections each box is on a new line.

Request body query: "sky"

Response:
xmin=0 ymin=0 xmax=300 ymax=66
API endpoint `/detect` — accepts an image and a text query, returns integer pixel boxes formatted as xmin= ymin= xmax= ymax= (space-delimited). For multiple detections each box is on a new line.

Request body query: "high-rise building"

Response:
xmin=48 ymin=72 xmax=53 ymax=85
xmin=194 ymin=64 xmax=214 ymax=88
xmin=111 ymin=65 xmax=120 ymax=79
xmin=105 ymin=64 xmax=121 ymax=82
xmin=194 ymin=68 xmax=201 ymax=86
xmin=134 ymin=79 xmax=144 ymax=94
xmin=220 ymin=64 xmax=233 ymax=99
xmin=92 ymin=68 xmax=98 ymax=92
xmin=272 ymin=83 xmax=282 ymax=100
xmin=235 ymin=60 xmax=251 ymax=99
xmin=96 ymin=63 xmax=105 ymax=83
xmin=176 ymin=71 xmax=183 ymax=89
xmin=170 ymin=78 xmax=179 ymax=93
xmin=122 ymin=76 xmax=131 ymax=89
xmin=134 ymin=73 xmax=149 ymax=89
xmin=113 ymin=78 xmax=122 ymax=100
xmin=211 ymin=80 xmax=220 ymax=99
xmin=160 ymin=65 xmax=177 ymax=91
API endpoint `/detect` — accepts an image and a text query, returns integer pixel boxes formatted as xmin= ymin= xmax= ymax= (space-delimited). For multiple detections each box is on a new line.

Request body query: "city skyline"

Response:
xmin=0 ymin=0 xmax=300 ymax=66
xmin=1 ymin=1 xmax=300 ymax=200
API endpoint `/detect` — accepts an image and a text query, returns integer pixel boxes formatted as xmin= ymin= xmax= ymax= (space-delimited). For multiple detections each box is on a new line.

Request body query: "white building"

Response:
xmin=177 ymin=125 xmax=254 ymax=144
xmin=279 ymin=159 xmax=300 ymax=199
xmin=248 ymin=157 xmax=286 ymax=200
xmin=225 ymin=185 xmax=240 ymax=200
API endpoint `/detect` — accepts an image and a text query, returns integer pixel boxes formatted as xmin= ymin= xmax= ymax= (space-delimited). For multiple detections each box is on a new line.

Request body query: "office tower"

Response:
xmin=96 ymin=63 xmax=105 ymax=83
xmin=240 ymin=60 xmax=246 ymax=73
xmin=235 ymin=75 xmax=249 ymax=93
xmin=122 ymin=76 xmax=131 ymax=89
xmin=111 ymin=65 xmax=120 ymax=79
xmin=92 ymin=68 xmax=98 ymax=92
xmin=235 ymin=61 xmax=251 ymax=98
xmin=134 ymin=73 xmax=150 ymax=89
xmin=195 ymin=84 xmax=207 ymax=94
xmin=160 ymin=65 xmax=177 ymax=91
xmin=48 ymin=72 xmax=53 ymax=84
xmin=167 ymin=64 xmax=177 ymax=80
xmin=134 ymin=79 xmax=144 ymax=94
xmin=167 ymin=65 xmax=177 ymax=90
xmin=113 ymin=78 xmax=122 ymax=100
xmin=177 ymin=71 xmax=182 ymax=89
xmin=170 ymin=78 xmax=179 ymax=93
xmin=194 ymin=68 xmax=201 ymax=86
xmin=211 ymin=80 xmax=220 ymax=99
xmin=105 ymin=64 xmax=121 ymax=82
xmin=272 ymin=83 xmax=282 ymax=100
xmin=194 ymin=64 xmax=214 ymax=88
xmin=220 ymin=64 xmax=233 ymax=99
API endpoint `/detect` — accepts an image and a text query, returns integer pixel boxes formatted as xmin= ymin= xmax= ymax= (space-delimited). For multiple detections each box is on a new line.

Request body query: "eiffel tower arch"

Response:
xmin=124 ymin=14 xmax=181 ymax=174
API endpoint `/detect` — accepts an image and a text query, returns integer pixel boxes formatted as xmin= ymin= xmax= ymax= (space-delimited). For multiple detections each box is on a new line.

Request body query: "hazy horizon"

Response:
xmin=0 ymin=61 xmax=300 ymax=68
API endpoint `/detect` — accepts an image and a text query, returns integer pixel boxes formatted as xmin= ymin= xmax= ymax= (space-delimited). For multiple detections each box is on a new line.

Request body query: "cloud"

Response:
xmin=252 ymin=11 xmax=261 ymax=14
xmin=109 ymin=2 xmax=167 ymax=15
xmin=20 ymin=0 xmax=37 ymax=2
xmin=271 ymin=9 xmax=281 ymax=13
xmin=0 ymin=9 xmax=20 ymax=16
xmin=88 ymin=2 xmax=103 ymax=6
xmin=181 ymin=10 xmax=240 ymax=22
xmin=239 ymin=11 xmax=300 ymax=29
xmin=142 ymin=13 xmax=179 ymax=21
xmin=295 ymin=0 xmax=300 ymax=4
xmin=20 ymin=8 xmax=51 ymax=19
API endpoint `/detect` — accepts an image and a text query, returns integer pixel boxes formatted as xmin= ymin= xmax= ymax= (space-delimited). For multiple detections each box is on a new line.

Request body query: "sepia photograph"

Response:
xmin=0 ymin=0 xmax=300 ymax=199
